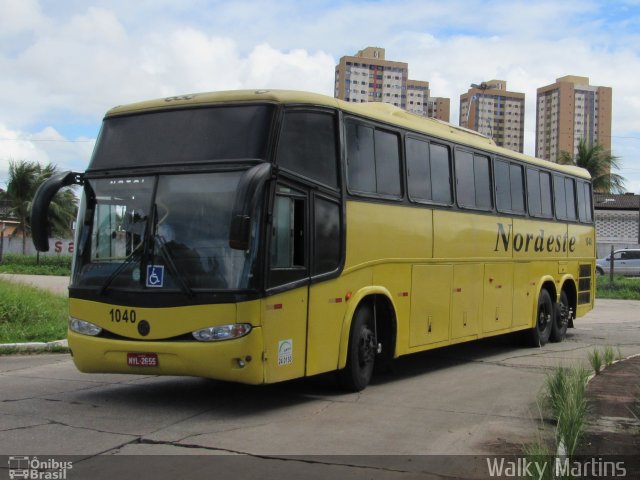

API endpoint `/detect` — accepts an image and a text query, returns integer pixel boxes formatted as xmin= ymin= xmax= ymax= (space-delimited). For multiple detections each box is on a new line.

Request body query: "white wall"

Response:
xmin=0 ymin=236 xmax=74 ymax=256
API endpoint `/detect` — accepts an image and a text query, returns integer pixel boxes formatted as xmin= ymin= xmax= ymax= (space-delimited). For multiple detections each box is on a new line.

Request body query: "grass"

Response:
xmin=523 ymin=441 xmax=554 ymax=480
xmin=603 ymin=345 xmax=616 ymax=367
xmin=542 ymin=366 xmax=590 ymax=458
xmin=588 ymin=349 xmax=603 ymax=375
xmin=596 ymin=275 xmax=640 ymax=300
xmin=0 ymin=279 xmax=68 ymax=344
xmin=0 ymin=254 xmax=72 ymax=276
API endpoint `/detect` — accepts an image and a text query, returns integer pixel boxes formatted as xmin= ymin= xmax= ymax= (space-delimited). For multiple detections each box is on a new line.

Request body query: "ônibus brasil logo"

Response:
xmin=8 ymin=456 xmax=73 ymax=479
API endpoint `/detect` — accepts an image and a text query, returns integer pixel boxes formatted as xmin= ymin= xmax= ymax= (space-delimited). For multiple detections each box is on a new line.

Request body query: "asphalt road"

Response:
xmin=1 ymin=294 xmax=639 ymax=479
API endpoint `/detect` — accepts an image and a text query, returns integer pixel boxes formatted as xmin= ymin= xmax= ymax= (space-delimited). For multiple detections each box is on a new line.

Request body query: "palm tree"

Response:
xmin=0 ymin=160 xmax=78 ymax=254
xmin=558 ymin=139 xmax=625 ymax=193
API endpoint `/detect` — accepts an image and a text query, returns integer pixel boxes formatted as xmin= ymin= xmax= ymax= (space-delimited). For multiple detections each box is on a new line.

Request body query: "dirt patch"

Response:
xmin=579 ymin=356 xmax=640 ymax=475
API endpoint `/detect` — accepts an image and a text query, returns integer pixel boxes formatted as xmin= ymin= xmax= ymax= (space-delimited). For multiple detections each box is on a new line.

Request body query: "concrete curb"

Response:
xmin=0 ymin=339 xmax=68 ymax=352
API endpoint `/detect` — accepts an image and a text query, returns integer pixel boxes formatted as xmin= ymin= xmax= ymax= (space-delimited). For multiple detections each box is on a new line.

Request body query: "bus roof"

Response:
xmin=106 ymin=89 xmax=591 ymax=180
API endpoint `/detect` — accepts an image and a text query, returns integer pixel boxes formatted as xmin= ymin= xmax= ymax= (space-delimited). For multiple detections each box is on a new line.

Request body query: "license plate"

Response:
xmin=127 ymin=353 xmax=158 ymax=367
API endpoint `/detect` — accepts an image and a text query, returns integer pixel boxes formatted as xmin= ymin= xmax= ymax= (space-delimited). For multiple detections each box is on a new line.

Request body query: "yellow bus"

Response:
xmin=31 ymin=90 xmax=595 ymax=391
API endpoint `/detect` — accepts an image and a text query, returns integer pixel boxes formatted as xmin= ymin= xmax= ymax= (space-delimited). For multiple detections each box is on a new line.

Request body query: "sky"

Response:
xmin=1 ymin=0 xmax=640 ymax=192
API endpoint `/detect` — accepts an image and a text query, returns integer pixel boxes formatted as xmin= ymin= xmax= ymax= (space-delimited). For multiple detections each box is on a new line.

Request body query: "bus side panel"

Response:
xmin=512 ymin=219 xmax=570 ymax=260
xmin=451 ymin=263 xmax=483 ymax=339
xmin=433 ymin=211 xmax=511 ymax=260
xmin=482 ymin=263 xmax=514 ymax=333
xmin=512 ymin=263 xmax=537 ymax=328
xmin=261 ymin=289 xmax=308 ymax=384
xmin=409 ymin=264 xmax=452 ymax=347
xmin=344 ymin=202 xmax=432 ymax=269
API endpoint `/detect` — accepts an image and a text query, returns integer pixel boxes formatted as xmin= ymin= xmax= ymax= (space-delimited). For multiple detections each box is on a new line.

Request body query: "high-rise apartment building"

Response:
xmin=536 ymin=75 xmax=612 ymax=162
xmin=459 ymin=80 xmax=525 ymax=153
xmin=334 ymin=47 xmax=450 ymax=122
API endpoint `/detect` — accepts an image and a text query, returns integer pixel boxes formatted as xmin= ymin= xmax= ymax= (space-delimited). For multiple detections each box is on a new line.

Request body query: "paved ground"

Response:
xmin=0 ymin=273 xmax=69 ymax=296
xmin=1 ymin=294 xmax=639 ymax=478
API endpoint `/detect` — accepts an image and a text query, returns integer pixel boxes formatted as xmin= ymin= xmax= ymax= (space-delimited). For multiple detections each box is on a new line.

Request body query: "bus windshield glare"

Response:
xmin=74 ymin=170 xmax=261 ymax=292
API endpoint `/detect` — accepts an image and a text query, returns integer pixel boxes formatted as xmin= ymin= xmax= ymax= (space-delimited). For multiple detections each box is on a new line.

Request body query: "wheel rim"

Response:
xmin=558 ymin=302 xmax=569 ymax=328
xmin=538 ymin=303 xmax=551 ymax=331
xmin=358 ymin=328 xmax=375 ymax=369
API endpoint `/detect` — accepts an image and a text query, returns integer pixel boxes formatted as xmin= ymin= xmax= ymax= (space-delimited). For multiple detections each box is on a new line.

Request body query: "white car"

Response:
xmin=596 ymin=249 xmax=640 ymax=276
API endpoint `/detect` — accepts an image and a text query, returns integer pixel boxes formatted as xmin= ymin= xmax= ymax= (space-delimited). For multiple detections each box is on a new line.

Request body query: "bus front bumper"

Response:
xmin=67 ymin=328 xmax=264 ymax=385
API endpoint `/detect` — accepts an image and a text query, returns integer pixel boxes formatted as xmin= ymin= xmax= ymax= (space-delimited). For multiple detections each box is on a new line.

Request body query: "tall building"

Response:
xmin=536 ymin=75 xmax=612 ymax=162
xmin=334 ymin=47 xmax=450 ymax=122
xmin=459 ymin=80 xmax=525 ymax=153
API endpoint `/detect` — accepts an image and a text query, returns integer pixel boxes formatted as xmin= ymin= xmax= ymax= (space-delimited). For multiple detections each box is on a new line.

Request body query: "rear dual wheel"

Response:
xmin=550 ymin=290 xmax=570 ymax=342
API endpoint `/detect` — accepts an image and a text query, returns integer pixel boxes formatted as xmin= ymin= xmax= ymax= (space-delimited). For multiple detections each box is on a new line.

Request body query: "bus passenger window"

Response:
xmin=528 ymin=168 xmax=553 ymax=218
xmin=540 ymin=172 xmax=553 ymax=217
xmin=496 ymin=160 xmax=524 ymax=214
xmin=564 ymin=177 xmax=577 ymax=221
xmin=554 ymin=174 xmax=567 ymax=220
xmin=430 ymin=144 xmax=452 ymax=204
xmin=455 ymin=150 xmax=475 ymax=207
xmin=510 ymin=164 xmax=525 ymax=213
xmin=578 ymin=181 xmax=593 ymax=222
xmin=374 ymin=130 xmax=401 ymax=196
xmin=346 ymin=122 xmax=376 ymax=193
xmin=495 ymin=160 xmax=511 ymax=211
xmin=277 ymin=111 xmax=338 ymax=188
xmin=406 ymin=137 xmax=431 ymax=201
xmin=346 ymin=120 xmax=401 ymax=198
xmin=271 ymin=192 xmax=305 ymax=269
xmin=407 ymin=138 xmax=451 ymax=204
xmin=456 ymin=150 xmax=491 ymax=210
xmin=526 ymin=168 xmax=541 ymax=216
xmin=474 ymin=154 xmax=492 ymax=209
xmin=314 ymin=196 xmax=341 ymax=275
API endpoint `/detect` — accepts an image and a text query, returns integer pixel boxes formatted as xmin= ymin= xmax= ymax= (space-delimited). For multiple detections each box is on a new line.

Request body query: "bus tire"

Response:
xmin=339 ymin=304 xmax=376 ymax=392
xmin=551 ymin=290 xmax=570 ymax=342
xmin=528 ymin=289 xmax=553 ymax=347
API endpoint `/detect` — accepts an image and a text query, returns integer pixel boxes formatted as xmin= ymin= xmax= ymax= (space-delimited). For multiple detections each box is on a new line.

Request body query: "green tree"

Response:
xmin=0 ymin=160 xmax=78 ymax=254
xmin=558 ymin=138 xmax=625 ymax=193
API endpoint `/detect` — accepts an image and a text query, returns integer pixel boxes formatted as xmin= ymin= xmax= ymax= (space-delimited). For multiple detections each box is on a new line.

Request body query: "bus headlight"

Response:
xmin=192 ymin=323 xmax=252 ymax=342
xmin=69 ymin=317 xmax=103 ymax=336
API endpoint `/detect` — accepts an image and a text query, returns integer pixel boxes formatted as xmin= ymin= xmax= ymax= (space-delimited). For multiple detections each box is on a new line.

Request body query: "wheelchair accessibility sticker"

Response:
xmin=146 ymin=265 xmax=165 ymax=288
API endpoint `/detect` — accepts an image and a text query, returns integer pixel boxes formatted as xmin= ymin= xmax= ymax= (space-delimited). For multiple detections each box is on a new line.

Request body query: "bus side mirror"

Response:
xmin=31 ymin=171 xmax=84 ymax=252
xmin=229 ymin=163 xmax=271 ymax=250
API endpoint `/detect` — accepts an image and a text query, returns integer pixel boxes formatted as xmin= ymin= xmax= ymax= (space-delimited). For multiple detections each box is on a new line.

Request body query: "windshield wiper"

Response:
xmin=153 ymin=234 xmax=194 ymax=297
xmin=100 ymin=241 xmax=145 ymax=295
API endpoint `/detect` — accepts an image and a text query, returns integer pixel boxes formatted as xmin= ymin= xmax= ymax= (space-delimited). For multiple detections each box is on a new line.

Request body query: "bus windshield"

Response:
xmin=73 ymin=170 xmax=260 ymax=292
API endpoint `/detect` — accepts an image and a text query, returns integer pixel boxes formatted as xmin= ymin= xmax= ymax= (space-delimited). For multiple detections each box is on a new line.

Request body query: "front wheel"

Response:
xmin=339 ymin=305 xmax=376 ymax=392
xmin=550 ymin=290 xmax=571 ymax=342
xmin=528 ymin=289 xmax=553 ymax=347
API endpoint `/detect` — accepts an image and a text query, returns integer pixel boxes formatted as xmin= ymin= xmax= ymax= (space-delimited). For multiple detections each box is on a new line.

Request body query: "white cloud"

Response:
xmin=0 ymin=125 xmax=94 ymax=189
xmin=244 ymin=44 xmax=334 ymax=94
xmin=0 ymin=0 xmax=45 ymax=37
xmin=0 ymin=0 xmax=639 ymax=192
